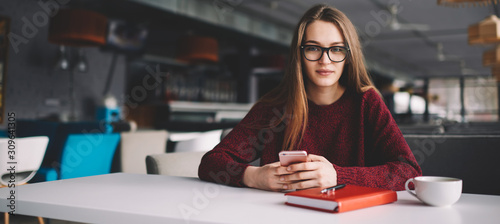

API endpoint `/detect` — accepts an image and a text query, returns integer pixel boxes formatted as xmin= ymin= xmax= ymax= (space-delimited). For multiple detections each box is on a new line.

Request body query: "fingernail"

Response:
xmin=283 ymin=184 xmax=288 ymax=189
xmin=287 ymin=167 xmax=291 ymax=171
xmin=280 ymin=177 xmax=284 ymax=181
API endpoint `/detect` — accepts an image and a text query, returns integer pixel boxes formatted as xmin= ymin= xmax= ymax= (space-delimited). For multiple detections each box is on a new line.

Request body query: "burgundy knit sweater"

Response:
xmin=198 ymin=89 xmax=422 ymax=191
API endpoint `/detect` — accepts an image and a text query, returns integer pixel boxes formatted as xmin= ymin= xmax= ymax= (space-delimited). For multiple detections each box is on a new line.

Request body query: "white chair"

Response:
xmin=120 ymin=130 xmax=168 ymax=174
xmin=145 ymin=151 xmax=207 ymax=177
xmin=172 ymin=129 xmax=222 ymax=153
xmin=0 ymin=136 xmax=49 ymax=224
xmin=0 ymin=136 xmax=49 ymax=186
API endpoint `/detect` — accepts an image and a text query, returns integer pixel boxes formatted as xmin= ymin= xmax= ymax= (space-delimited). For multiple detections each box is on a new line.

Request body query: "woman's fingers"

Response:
xmin=307 ymin=154 xmax=330 ymax=162
xmin=253 ymin=161 xmax=294 ymax=191
xmin=250 ymin=156 xmax=336 ymax=191
xmin=279 ymin=157 xmax=338 ymax=190
xmin=285 ymin=179 xmax=318 ymax=190
xmin=285 ymin=154 xmax=330 ymax=172
xmin=286 ymin=161 xmax=318 ymax=172
xmin=280 ymin=170 xmax=314 ymax=183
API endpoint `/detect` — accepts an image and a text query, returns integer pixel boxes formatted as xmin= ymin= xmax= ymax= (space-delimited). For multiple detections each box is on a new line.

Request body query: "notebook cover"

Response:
xmin=285 ymin=185 xmax=397 ymax=213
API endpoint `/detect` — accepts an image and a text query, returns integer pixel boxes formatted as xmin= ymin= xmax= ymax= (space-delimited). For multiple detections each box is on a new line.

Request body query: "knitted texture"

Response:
xmin=198 ymin=89 xmax=422 ymax=190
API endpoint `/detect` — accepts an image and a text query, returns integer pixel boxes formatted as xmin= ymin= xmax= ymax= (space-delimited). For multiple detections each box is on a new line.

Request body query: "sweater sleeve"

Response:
xmin=198 ymin=102 xmax=272 ymax=187
xmin=335 ymin=89 xmax=422 ymax=190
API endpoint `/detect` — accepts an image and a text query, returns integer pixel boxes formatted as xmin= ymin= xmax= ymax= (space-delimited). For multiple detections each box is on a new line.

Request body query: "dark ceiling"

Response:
xmin=78 ymin=0 xmax=497 ymax=83
xmin=235 ymin=0 xmax=496 ymax=81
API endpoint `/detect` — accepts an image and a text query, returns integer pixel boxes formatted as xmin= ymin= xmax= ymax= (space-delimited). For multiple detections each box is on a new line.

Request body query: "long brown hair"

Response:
xmin=259 ymin=4 xmax=375 ymax=151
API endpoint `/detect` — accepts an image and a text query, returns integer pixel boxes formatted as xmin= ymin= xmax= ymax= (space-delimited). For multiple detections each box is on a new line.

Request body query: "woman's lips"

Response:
xmin=316 ymin=69 xmax=334 ymax=76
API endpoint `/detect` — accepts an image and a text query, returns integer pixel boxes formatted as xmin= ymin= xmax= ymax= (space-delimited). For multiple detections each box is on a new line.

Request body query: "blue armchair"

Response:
xmin=39 ymin=133 xmax=120 ymax=181
xmin=18 ymin=120 xmax=120 ymax=181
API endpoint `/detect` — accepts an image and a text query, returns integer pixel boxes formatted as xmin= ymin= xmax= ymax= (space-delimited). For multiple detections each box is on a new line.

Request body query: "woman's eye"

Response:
xmin=331 ymin=47 xmax=342 ymax=52
xmin=306 ymin=46 xmax=320 ymax=51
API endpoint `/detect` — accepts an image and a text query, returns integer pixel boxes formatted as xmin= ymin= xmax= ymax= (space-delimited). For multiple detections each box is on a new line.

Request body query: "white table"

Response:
xmin=1 ymin=173 xmax=499 ymax=224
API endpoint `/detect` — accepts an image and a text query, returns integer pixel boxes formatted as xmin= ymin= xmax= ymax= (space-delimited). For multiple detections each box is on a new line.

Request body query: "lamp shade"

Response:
xmin=469 ymin=15 xmax=500 ymax=45
xmin=483 ymin=46 xmax=500 ymax=66
xmin=49 ymin=9 xmax=108 ymax=47
xmin=176 ymin=36 xmax=219 ymax=63
xmin=491 ymin=65 xmax=500 ymax=81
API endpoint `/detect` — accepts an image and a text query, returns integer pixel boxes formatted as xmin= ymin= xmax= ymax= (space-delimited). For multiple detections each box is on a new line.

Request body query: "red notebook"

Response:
xmin=285 ymin=185 xmax=397 ymax=213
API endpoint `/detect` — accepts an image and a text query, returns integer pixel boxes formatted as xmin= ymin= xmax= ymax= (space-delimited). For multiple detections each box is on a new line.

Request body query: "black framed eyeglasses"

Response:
xmin=300 ymin=45 xmax=350 ymax=62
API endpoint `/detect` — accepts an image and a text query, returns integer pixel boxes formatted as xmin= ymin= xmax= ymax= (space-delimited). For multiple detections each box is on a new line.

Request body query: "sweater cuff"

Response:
xmin=228 ymin=162 xmax=250 ymax=187
xmin=333 ymin=164 xmax=357 ymax=185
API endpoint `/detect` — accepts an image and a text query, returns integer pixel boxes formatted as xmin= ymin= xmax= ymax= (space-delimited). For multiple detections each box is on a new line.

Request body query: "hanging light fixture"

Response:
xmin=176 ymin=36 xmax=219 ymax=63
xmin=49 ymin=8 xmax=107 ymax=72
xmin=469 ymin=15 xmax=500 ymax=45
xmin=483 ymin=45 xmax=500 ymax=66
xmin=48 ymin=8 xmax=108 ymax=121
xmin=53 ymin=45 xmax=89 ymax=73
xmin=49 ymin=8 xmax=107 ymax=47
xmin=468 ymin=15 xmax=500 ymax=81
xmin=455 ymin=1 xmax=500 ymax=82
xmin=74 ymin=48 xmax=89 ymax=73
xmin=54 ymin=45 xmax=70 ymax=71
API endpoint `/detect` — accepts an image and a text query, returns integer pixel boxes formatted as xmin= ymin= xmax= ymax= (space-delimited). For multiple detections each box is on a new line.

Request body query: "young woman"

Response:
xmin=198 ymin=4 xmax=421 ymax=191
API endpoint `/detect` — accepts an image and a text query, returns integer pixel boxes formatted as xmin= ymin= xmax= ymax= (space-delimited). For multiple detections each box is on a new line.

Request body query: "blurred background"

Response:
xmin=1 ymin=0 xmax=500 ymax=202
xmin=0 ymin=0 xmax=499 ymax=131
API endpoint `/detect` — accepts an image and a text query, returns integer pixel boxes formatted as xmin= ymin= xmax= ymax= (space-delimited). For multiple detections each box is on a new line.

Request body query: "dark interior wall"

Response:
xmin=405 ymin=134 xmax=500 ymax=195
xmin=0 ymin=0 xmax=126 ymax=128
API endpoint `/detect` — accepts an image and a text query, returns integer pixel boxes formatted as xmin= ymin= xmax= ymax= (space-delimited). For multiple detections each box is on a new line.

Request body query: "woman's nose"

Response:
xmin=319 ymin=51 xmax=331 ymax=64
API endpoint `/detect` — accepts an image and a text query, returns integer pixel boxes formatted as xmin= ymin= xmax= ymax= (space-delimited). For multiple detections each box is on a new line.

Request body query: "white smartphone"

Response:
xmin=279 ymin=151 xmax=308 ymax=166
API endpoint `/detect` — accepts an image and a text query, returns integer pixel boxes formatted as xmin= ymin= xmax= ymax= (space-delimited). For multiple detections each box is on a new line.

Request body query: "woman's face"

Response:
xmin=302 ymin=20 xmax=347 ymax=91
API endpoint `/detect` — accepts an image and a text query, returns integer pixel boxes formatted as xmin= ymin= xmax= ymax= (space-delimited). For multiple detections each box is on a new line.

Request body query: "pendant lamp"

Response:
xmin=48 ymin=8 xmax=108 ymax=121
xmin=469 ymin=15 xmax=500 ymax=45
xmin=49 ymin=8 xmax=107 ymax=72
xmin=176 ymin=36 xmax=219 ymax=63
xmin=49 ymin=8 xmax=107 ymax=47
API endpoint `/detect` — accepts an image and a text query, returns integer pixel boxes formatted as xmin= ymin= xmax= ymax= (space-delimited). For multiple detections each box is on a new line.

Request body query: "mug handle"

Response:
xmin=405 ymin=178 xmax=417 ymax=198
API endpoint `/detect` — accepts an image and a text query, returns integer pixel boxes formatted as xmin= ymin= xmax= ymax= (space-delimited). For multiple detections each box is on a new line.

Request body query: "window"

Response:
xmin=428 ymin=78 xmax=461 ymax=121
xmin=464 ymin=77 xmax=498 ymax=121
xmin=427 ymin=77 xmax=498 ymax=122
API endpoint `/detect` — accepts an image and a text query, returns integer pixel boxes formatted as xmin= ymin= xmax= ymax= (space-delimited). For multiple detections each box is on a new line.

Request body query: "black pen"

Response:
xmin=320 ymin=184 xmax=346 ymax=194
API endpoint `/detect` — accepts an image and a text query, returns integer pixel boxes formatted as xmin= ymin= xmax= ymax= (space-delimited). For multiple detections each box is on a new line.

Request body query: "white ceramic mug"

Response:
xmin=405 ymin=176 xmax=462 ymax=207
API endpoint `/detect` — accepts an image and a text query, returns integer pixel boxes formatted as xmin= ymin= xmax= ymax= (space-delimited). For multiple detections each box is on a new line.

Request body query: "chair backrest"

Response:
xmin=145 ymin=151 xmax=207 ymax=177
xmin=120 ymin=130 xmax=168 ymax=174
xmin=17 ymin=120 xmax=104 ymax=169
xmin=174 ymin=129 xmax=222 ymax=153
xmin=59 ymin=133 xmax=120 ymax=179
xmin=0 ymin=136 xmax=49 ymax=186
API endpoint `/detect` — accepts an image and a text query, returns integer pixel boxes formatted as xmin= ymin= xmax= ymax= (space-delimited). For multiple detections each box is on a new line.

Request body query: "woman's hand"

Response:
xmin=279 ymin=154 xmax=337 ymax=190
xmin=243 ymin=162 xmax=292 ymax=191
